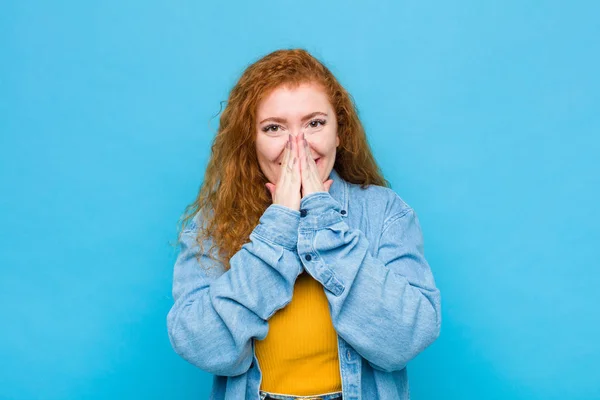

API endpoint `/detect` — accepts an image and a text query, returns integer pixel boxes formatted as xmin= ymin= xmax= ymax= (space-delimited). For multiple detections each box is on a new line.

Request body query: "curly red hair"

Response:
xmin=176 ymin=48 xmax=389 ymax=271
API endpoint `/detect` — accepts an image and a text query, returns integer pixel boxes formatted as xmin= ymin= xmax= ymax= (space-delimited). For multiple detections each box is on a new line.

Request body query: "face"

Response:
xmin=255 ymin=82 xmax=339 ymax=185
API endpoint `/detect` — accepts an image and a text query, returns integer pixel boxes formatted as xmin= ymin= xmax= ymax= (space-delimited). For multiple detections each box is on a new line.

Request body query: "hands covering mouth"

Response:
xmin=266 ymin=132 xmax=333 ymax=210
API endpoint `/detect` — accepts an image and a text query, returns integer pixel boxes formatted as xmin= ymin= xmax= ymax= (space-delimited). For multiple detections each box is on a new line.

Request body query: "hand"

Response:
xmin=265 ymin=134 xmax=302 ymax=211
xmin=298 ymin=131 xmax=333 ymax=199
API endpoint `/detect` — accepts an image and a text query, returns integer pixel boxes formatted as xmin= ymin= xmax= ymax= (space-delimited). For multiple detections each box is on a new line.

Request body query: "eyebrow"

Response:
xmin=259 ymin=111 xmax=328 ymax=125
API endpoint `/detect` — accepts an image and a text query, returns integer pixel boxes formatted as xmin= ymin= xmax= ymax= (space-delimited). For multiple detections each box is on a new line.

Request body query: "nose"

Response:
xmin=294 ymin=130 xmax=309 ymax=142
xmin=284 ymin=131 xmax=303 ymax=146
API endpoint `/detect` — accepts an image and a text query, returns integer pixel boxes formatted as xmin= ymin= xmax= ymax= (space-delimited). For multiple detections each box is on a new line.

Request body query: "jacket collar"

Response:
xmin=327 ymin=168 xmax=349 ymax=218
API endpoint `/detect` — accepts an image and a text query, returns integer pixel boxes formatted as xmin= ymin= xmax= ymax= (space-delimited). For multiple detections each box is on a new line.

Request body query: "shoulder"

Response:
xmin=182 ymin=207 xmax=214 ymax=234
xmin=346 ymin=181 xmax=413 ymax=220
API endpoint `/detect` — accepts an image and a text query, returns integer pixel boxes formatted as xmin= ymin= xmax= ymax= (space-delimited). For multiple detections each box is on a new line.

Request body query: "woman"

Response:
xmin=167 ymin=48 xmax=441 ymax=400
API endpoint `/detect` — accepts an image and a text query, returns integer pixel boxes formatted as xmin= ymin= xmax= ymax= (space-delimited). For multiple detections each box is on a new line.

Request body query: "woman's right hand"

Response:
xmin=265 ymin=134 xmax=301 ymax=211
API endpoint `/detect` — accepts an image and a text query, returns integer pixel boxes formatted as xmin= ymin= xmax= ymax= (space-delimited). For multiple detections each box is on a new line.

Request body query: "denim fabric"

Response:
xmin=167 ymin=168 xmax=442 ymax=400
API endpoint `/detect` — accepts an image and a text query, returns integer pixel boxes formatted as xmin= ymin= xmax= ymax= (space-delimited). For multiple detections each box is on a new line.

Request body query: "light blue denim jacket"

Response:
xmin=167 ymin=168 xmax=441 ymax=400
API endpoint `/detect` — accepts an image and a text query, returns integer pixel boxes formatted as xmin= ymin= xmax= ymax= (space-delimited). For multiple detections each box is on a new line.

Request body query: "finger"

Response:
xmin=298 ymin=131 xmax=307 ymax=175
xmin=304 ymin=138 xmax=318 ymax=173
xmin=302 ymin=133 xmax=319 ymax=185
xmin=278 ymin=135 xmax=292 ymax=185
xmin=302 ymin=135 xmax=320 ymax=180
xmin=285 ymin=136 xmax=296 ymax=178
xmin=290 ymin=134 xmax=300 ymax=183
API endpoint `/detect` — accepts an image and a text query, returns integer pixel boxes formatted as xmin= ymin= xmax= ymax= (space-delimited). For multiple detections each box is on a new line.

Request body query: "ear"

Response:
xmin=265 ymin=183 xmax=275 ymax=198
xmin=336 ymin=135 xmax=340 ymax=147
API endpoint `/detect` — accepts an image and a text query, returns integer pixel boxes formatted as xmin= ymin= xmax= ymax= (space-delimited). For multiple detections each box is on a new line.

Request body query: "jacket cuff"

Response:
xmin=251 ymin=204 xmax=300 ymax=250
xmin=298 ymin=192 xmax=344 ymax=231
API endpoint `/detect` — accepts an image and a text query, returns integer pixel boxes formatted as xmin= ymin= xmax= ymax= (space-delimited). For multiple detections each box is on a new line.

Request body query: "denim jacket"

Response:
xmin=167 ymin=168 xmax=442 ymax=400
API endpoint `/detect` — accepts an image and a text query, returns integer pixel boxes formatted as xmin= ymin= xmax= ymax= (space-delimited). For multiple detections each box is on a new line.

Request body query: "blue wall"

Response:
xmin=1 ymin=1 xmax=598 ymax=399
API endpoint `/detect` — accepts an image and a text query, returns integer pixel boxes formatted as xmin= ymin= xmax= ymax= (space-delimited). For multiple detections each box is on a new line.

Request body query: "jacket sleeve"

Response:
xmin=296 ymin=192 xmax=442 ymax=373
xmin=166 ymin=204 xmax=303 ymax=376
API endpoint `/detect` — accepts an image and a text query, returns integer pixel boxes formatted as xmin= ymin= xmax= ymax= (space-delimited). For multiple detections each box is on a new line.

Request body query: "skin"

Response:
xmin=255 ymin=82 xmax=340 ymax=211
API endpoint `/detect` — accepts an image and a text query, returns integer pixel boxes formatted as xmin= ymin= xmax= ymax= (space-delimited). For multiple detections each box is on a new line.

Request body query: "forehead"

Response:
xmin=257 ymin=82 xmax=332 ymax=116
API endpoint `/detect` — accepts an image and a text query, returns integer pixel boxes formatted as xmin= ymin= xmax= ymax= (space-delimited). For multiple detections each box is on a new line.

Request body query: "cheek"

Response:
xmin=317 ymin=133 xmax=338 ymax=153
xmin=322 ymin=125 xmax=339 ymax=150
xmin=256 ymin=139 xmax=282 ymax=161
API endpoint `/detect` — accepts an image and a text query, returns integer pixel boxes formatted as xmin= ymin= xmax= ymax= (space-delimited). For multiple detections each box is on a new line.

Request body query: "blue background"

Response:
xmin=1 ymin=1 xmax=598 ymax=399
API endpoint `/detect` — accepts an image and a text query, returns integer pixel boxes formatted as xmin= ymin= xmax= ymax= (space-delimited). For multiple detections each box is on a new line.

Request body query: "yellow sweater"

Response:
xmin=254 ymin=270 xmax=342 ymax=396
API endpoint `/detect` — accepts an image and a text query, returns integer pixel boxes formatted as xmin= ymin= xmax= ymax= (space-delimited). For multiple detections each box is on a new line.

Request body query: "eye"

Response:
xmin=262 ymin=124 xmax=282 ymax=133
xmin=308 ymin=119 xmax=326 ymax=128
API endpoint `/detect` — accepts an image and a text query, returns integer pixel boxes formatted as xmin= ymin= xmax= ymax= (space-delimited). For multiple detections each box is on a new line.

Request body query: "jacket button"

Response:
xmin=300 ymin=209 xmax=308 ymax=217
xmin=304 ymin=254 xmax=312 ymax=261
xmin=340 ymin=210 xmax=347 ymax=215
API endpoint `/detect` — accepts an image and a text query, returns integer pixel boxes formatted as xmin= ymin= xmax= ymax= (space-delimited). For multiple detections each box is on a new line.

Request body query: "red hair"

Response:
xmin=176 ymin=48 xmax=389 ymax=271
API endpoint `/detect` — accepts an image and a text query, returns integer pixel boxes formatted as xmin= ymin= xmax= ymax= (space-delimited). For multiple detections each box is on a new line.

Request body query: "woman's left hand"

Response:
xmin=298 ymin=131 xmax=334 ymax=199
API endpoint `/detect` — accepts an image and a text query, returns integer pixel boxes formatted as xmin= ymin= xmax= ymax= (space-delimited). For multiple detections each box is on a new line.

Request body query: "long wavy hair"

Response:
xmin=175 ymin=48 xmax=389 ymax=271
